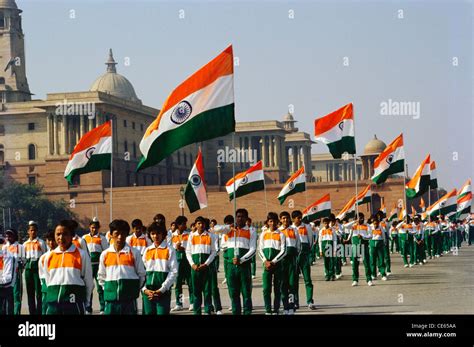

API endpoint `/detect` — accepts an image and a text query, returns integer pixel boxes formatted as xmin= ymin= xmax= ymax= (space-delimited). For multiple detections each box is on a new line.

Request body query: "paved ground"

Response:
xmin=21 ymin=243 xmax=474 ymax=315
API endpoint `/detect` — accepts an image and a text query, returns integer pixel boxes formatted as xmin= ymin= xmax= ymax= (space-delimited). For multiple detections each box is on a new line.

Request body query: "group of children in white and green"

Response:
xmin=0 ymin=209 xmax=471 ymax=315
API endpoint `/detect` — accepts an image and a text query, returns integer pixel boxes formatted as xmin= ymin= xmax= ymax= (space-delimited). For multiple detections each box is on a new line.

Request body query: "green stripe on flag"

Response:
xmin=65 ymin=153 xmax=111 ymax=184
xmin=372 ymin=159 xmax=405 ymax=185
xmin=184 ymin=183 xmax=201 ymax=213
xmin=303 ymin=209 xmax=331 ymax=223
xmin=137 ymin=104 xmax=235 ymax=171
xmin=278 ymin=182 xmax=305 ymax=205
xmin=326 ymin=136 xmax=355 ymax=159
xmin=229 ymin=180 xmax=264 ymax=201
xmin=406 ymin=175 xmax=431 ymax=199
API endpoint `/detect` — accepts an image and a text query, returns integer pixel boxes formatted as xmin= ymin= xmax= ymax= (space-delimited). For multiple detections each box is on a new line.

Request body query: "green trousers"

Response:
xmin=295 ymin=250 xmax=313 ymax=306
xmin=46 ymin=301 xmax=86 ymax=315
xmin=88 ymin=263 xmax=105 ymax=313
xmin=24 ymin=264 xmax=42 ymax=315
xmin=369 ymin=240 xmax=386 ymax=277
xmin=414 ymin=236 xmax=424 ymax=263
xmin=383 ymin=241 xmax=391 ymax=273
xmin=13 ymin=267 xmax=22 ymax=315
xmin=390 ymin=235 xmax=399 ymax=253
xmin=175 ymin=257 xmax=193 ymax=307
xmin=310 ymin=241 xmax=318 ymax=263
xmin=399 ymin=234 xmax=409 ymax=265
xmin=142 ymin=291 xmax=171 ymax=315
xmin=262 ymin=263 xmax=282 ymax=314
xmin=104 ymin=300 xmax=138 ymax=315
xmin=226 ymin=261 xmax=252 ymax=315
xmin=0 ymin=287 xmax=14 ymax=315
xmin=432 ymin=233 xmax=441 ymax=256
xmin=425 ymin=234 xmax=433 ymax=257
xmin=251 ymin=255 xmax=256 ymax=276
xmin=191 ymin=266 xmax=212 ymax=315
xmin=281 ymin=254 xmax=297 ymax=311
xmin=442 ymin=233 xmax=450 ymax=252
xmin=351 ymin=240 xmax=371 ymax=282
xmin=210 ymin=259 xmax=222 ymax=312
xmin=321 ymin=240 xmax=335 ymax=281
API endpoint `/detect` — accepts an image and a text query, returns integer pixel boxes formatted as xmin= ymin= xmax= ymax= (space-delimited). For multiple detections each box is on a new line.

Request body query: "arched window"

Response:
xmin=28 ymin=144 xmax=36 ymax=160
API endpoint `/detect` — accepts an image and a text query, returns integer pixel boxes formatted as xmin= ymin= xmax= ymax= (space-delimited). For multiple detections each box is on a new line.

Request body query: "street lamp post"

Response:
xmin=180 ymin=186 xmax=185 ymax=216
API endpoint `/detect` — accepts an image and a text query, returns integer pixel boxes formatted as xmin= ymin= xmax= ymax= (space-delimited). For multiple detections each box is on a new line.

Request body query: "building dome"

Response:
xmin=90 ymin=49 xmax=141 ymax=103
xmin=363 ymin=135 xmax=386 ymax=155
xmin=0 ymin=0 xmax=18 ymax=9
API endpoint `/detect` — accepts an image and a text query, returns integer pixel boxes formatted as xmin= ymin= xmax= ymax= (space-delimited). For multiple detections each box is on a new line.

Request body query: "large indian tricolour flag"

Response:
xmin=314 ymin=103 xmax=355 ymax=159
xmin=371 ymin=133 xmax=405 ymax=185
xmin=302 ymin=193 xmax=331 ymax=223
xmin=405 ymin=154 xmax=431 ymax=199
xmin=336 ymin=196 xmax=357 ymax=220
xmin=226 ymin=161 xmax=265 ymax=201
xmin=277 ymin=166 xmax=306 ymax=205
xmin=64 ymin=120 xmax=111 ymax=184
xmin=427 ymin=189 xmax=457 ymax=217
xmin=137 ymin=45 xmax=235 ymax=171
xmin=356 ymin=184 xmax=372 ymax=205
xmin=184 ymin=149 xmax=207 ymax=213
xmin=430 ymin=161 xmax=438 ymax=189
xmin=456 ymin=179 xmax=472 ymax=220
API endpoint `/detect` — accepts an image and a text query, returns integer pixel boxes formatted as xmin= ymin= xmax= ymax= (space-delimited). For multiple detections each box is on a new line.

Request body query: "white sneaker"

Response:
xmin=409 ymin=264 xmax=413 ymax=268
xmin=252 ymin=275 xmax=256 ymax=279
xmin=99 ymin=311 xmax=104 ymax=315
xmin=221 ymin=279 xmax=227 ymax=284
xmin=351 ymin=281 xmax=358 ymax=287
xmin=404 ymin=264 xmax=409 ymax=268
xmin=171 ymin=305 xmax=183 ymax=312
xmin=382 ymin=276 xmax=387 ymax=281
xmin=367 ymin=281 xmax=374 ymax=286
xmin=420 ymin=262 xmax=424 ymax=266
xmin=265 ymin=312 xmax=272 ymax=315
xmin=371 ymin=275 xmax=376 ymax=280
xmin=308 ymin=303 xmax=317 ymax=310
xmin=423 ymin=259 xmax=427 ymax=263
xmin=216 ymin=310 xmax=223 ymax=315
xmin=335 ymin=274 xmax=342 ymax=280
xmin=377 ymin=272 xmax=381 ymax=277
xmin=435 ymin=255 xmax=440 ymax=258
xmin=227 ymin=306 xmax=232 ymax=311
xmin=188 ymin=305 xmax=194 ymax=311
xmin=85 ymin=311 xmax=91 ymax=315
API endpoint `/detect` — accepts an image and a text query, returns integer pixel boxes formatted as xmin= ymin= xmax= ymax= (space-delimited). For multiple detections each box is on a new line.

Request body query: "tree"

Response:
xmin=0 ymin=175 xmax=76 ymax=241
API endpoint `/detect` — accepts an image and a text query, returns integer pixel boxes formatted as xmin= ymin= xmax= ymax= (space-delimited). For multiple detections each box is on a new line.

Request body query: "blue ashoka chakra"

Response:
xmin=190 ymin=174 xmax=202 ymax=187
xmin=338 ymin=121 xmax=344 ymax=131
xmin=311 ymin=206 xmax=318 ymax=213
xmin=288 ymin=181 xmax=295 ymax=190
xmin=171 ymin=101 xmax=192 ymax=124
xmin=85 ymin=147 xmax=95 ymax=159
xmin=240 ymin=176 xmax=248 ymax=186
xmin=386 ymin=154 xmax=394 ymax=165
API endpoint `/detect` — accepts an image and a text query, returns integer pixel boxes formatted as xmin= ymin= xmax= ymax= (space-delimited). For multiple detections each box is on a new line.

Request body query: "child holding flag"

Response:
xmin=319 ymin=217 xmax=337 ymax=282
xmin=2 ymin=229 xmax=24 ymax=315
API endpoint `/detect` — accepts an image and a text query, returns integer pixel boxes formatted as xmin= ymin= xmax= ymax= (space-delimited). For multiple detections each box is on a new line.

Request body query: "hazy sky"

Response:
xmin=20 ymin=0 xmax=472 ymax=191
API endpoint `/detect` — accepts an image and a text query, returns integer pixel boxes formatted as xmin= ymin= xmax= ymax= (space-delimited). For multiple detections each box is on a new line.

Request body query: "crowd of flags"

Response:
xmin=62 ymin=45 xmax=472 ymax=224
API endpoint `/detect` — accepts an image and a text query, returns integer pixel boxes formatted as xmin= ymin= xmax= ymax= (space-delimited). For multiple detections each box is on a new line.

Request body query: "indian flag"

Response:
xmin=356 ymin=184 xmax=372 ymax=205
xmin=137 ymin=45 xmax=235 ymax=171
xmin=430 ymin=161 xmax=438 ymax=189
xmin=64 ymin=120 xmax=111 ymax=184
xmin=399 ymin=208 xmax=406 ymax=221
xmin=278 ymin=166 xmax=306 ymax=205
xmin=372 ymin=133 xmax=405 ymax=185
xmin=302 ymin=193 xmax=331 ymax=223
xmin=336 ymin=196 xmax=357 ymax=220
xmin=314 ymin=103 xmax=355 ymax=159
xmin=427 ymin=189 xmax=457 ymax=217
xmin=388 ymin=207 xmax=398 ymax=221
xmin=226 ymin=161 xmax=264 ymax=201
xmin=184 ymin=149 xmax=207 ymax=213
xmin=456 ymin=179 xmax=472 ymax=220
xmin=406 ymin=154 xmax=431 ymax=199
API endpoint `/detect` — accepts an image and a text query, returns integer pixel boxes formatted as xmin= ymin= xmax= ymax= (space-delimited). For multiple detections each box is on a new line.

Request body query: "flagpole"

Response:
xmin=404 ymin=163 xmax=408 ymax=221
xmin=354 ymin=154 xmax=359 ymax=219
xmin=109 ymin=118 xmax=113 ymax=224
xmin=304 ymin=164 xmax=309 ymax=210
xmin=263 ymin=171 xmax=269 ymax=215
xmin=370 ymin=183 xmax=374 ymax=217
xmin=232 ymin=133 xmax=237 ymax=255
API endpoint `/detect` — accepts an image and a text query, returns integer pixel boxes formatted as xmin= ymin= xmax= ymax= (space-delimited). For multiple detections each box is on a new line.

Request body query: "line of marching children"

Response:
xmin=0 ymin=211 xmax=471 ymax=315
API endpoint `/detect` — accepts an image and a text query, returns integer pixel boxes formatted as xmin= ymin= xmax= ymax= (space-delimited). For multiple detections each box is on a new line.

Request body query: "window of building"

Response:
xmin=123 ymin=119 xmax=127 ymax=128
xmin=218 ymin=140 xmax=224 ymax=146
xmin=0 ymin=78 xmax=5 ymax=85
xmin=132 ymin=122 xmax=136 ymax=130
xmin=28 ymin=176 xmax=36 ymax=185
xmin=0 ymin=13 xmax=4 ymax=28
xmin=0 ymin=125 xmax=4 ymax=136
xmin=0 ymin=144 xmax=4 ymax=165
xmin=28 ymin=144 xmax=36 ymax=160
xmin=140 ymin=124 xmax=144 ymax=132
xmin=28 ymin=123 xmax=35 ymax=131
xmin=177 ymin=151 xmax=181 ymax=165
xmin=124 ymin=140 xmax=128 ymax=153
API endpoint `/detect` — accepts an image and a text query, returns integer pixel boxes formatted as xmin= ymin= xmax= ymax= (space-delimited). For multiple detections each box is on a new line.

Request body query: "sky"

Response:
xmin=19 ymin=0 xmax=473 ymax=191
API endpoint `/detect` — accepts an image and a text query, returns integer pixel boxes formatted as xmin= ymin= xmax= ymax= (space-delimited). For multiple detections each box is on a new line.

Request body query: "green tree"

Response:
xmin=0 ymin=176 xmax=76 ymax=241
